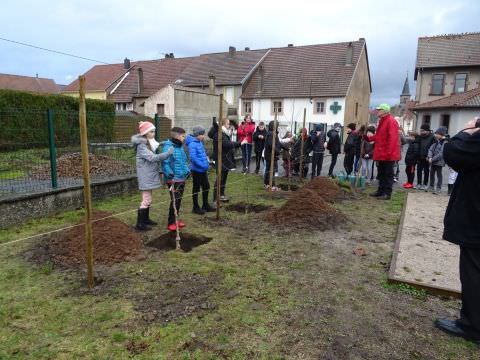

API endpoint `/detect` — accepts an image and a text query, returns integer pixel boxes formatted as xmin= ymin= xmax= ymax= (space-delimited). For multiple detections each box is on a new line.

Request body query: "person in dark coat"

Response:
xmin=252 ymin=122 xmax=267 ymax=174
xmin=326 ymin=123 xmax=342 ymax=177
xmin=264 ymin=120 xmax=282 ymax=189
xmin=402 ymin=131 xmax=420 ymax=188
xmin=310 ymin=124 xmax=326 ymax=178
xmin=435 ymin=117 xmax=480 ymax=345
xmin=292 ymin=128 xmax=313 ymax=178
xmin=208 ymin=118 xmax=240 ymax=202
xmin=343 ymin=123 xmax=358 ymax=175
xmin=416 ymin=124 xmax=435 ymax=190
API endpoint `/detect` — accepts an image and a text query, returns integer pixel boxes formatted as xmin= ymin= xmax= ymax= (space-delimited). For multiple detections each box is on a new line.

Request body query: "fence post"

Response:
xmin=154 ymin=113 xmax=160 ymax=141
xmin=47 ymin=109 xmax=58 ymax=189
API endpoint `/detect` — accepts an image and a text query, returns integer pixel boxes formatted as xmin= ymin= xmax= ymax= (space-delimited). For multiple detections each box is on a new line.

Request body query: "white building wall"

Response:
xmin=144 ymin=86 xmax=175 ymax=118
xmin=416 ymin=109 xmax=479 ymax=136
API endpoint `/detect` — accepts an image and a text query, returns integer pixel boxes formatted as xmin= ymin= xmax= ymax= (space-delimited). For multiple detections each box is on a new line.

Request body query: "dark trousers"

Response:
xmin=191 ymin=171 xmax=210 ymax=209
xmin=394 ymin=161 xmax=400 ymax=178
xmin=377 ymin=161 xmax=395 ymax=196
xmin=328 ymin=153 xmax=339 ymax=176
xmin=417 ymin=159 xmax=430 ymax=185
xmin=405 ymin=165 xmax=415 ymax=184
xmin=371 ymin=161 xmax=375 ymax=181
xmin=213 ymin=169 xmax=229 ymax=199
xmin=311 ymin=152 xmax=324 ymax=178
xmin=264 ymin=159 xmax=278 ymax=186
xmin=167 ymin=182 xmax=185 ymax=225
xmin=241 ymin=143 xmax=252 ymax=170
xmin=254 ymin=150 xmax=263 ymax=173
xmin=458 ymin=246 xmax=480 ymax=339
xmin=354 ymin=154 xmax=361 ymax=173
xmin=429 ymin=165 xmax=443 ymax=190
xmin=344 ymin=153 xmax=355 ymax=175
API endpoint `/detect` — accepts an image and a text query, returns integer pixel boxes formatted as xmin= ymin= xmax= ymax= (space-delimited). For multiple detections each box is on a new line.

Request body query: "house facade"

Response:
xmin=413 ymin=32 xmax=480 ymax=135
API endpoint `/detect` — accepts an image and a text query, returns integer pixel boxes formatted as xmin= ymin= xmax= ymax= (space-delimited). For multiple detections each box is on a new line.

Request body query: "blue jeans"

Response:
xmin=241 ymin=143 xmax=253 ymax=170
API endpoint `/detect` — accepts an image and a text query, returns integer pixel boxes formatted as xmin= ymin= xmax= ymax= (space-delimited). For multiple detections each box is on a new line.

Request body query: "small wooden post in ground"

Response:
xmin=169 ymin=185 xmax=181 ymax=250
xmin=299 ymin=108 xmax=306 ymax=181
xmin=268 ymin=112 xmax=278 ymax=191
xmin=78 ymin=75 xmax=94 ymax=289
xmin=216 ymin=94 xmax=224 ymax=221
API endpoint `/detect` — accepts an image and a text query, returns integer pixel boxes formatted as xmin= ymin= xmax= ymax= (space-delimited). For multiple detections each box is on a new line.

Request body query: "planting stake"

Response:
xmin=216 ymin=95 xmax=223 ymax=221
xmin=78 ymin=76 xmax=95 ymax=289
xmin=299 ymin=108 xmax=306 ymax=182
xmin=169 ymin=184 xmax=181 ymax=250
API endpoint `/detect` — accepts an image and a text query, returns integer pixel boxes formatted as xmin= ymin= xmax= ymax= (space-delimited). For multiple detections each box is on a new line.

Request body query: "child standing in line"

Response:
xmin=360 ymin=125 xmax=376 ymax=184
xmin=132 ymin=121 xmax=173 ymax=231
xmin=427 ymin=126 xmax=447 ymax=194
xmin=403 ymin=131 xmax=420 ymax=189
xmin=252 ymin=122 xmax=267 ymax=174
xmin=162 ymin=127 xmax=190 ymax=231
xmin=237 ymin=114 xmax=255 ymax=173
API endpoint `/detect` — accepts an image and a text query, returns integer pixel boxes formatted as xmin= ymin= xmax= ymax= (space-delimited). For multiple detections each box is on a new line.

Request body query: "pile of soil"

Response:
xmin=225 ymin=202 xmax=272 ymax=213
xmin=302 ymin=177 xmax=347 ymax=202
xmin=46 ymin=211 xmax=143 ymax=266
xmin=29 ymin=153 xmax=133 ymax=179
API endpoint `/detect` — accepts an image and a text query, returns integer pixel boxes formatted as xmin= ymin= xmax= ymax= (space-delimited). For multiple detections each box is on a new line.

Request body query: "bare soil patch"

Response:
xmin=225 ymin=202 xmax=272 ymax=213
xmin=147 ymin=232 xmax=212 ymax=252
xmin=277 ymin=183 xmax=299 ymax=191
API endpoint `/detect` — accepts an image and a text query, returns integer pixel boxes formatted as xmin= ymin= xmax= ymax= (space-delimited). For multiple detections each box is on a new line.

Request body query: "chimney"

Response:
xmin=345 ymin=42 xmax=353 ymax=66
xmin=124 ymin=57 xmax=131 ymax=69
xmin=245 ymin=47 xmax=250 ymax=51
xmin=209 ymin=75 xmax=216 ymax=94
xmin=287 ymin=44 xmax=294 ymax=47
xmin=258 ymin=66 xmax=264 ymax=92
xmin=359 ymin=37 xmax=365 ymax=41
xmin=165 ymin=54 xmax=170 ymax=58
xmin=137 ymin=68 xmax=144 ymax=94
xmin=229 ymin=46 xmax=236 ymax=57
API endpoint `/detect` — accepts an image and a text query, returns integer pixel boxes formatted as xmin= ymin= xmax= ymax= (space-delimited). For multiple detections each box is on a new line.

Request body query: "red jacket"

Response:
xmin=367 ymin=114 xmax=400 ymax=161
xmin=237 ymin=121 xmax=255 ymax=144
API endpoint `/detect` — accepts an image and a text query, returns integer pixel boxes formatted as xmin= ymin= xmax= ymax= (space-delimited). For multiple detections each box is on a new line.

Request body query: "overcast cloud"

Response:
xmin=1 ymin=0 xmax=478 ymax=106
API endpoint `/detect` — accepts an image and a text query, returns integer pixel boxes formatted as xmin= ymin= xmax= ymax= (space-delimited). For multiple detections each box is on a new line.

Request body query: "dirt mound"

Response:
xmin=302 ymin=177 xmax=346 ymax=202
xmin=277 ymin=184 xmax=299 ymax=191
xmin=45 ymin=211 xmax=143 ymax=266
xmin=265 ymin=187 xmax=345 ymax=231
xmin=29 ymin=152 xmax=133 ymax=179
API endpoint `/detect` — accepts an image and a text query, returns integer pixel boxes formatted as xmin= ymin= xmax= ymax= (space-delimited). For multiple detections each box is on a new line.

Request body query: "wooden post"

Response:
xmin=216 ymin=94 xmax=223 ymax=221
xmin=299 ymin=108 xmax=306 ymax=180
xmin=268 ymin=112 xmax=278 ymax=191
xmin=169 ymin=185 xmax=181 ymax=250
xmin=78 ymin=76 xmax=94 ymax=289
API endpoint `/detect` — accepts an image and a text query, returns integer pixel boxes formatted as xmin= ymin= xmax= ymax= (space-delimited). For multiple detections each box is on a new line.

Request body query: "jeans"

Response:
xmin=417 ymin=159 xmax=430 ymax=186
xmin=254 ymin=150 xmax=264 ymax=173
xmin=311 ymin=152 xmax=324 ymax=178
xmin=376 ymin=161 xmax=395 ymax=196
xmin=361 ymin=158 xmax=373 ymax=179
xmin=354 ymin=154 xmax=361 ymax=173
xmin=191 ymin=171 xmax=210 ymax=209
xmin=328 ymin=153 xmax=338 ymax=176
xmin=429 ymin=165 xmax=443 ymax=190
xmin=167 ymin=182 xmax=185 ymax=225
xmin=213 ymin=169 xmax=229 ymax=199
xmin=241 ymin=143 xmax=252 ymax=170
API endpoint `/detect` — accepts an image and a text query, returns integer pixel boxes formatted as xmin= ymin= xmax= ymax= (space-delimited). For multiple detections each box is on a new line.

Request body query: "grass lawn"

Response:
xmin=0 ymin=172 xmax=478 ymax=359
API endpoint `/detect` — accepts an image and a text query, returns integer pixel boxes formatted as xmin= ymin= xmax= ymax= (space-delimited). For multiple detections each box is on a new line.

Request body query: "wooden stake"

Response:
xmin=268 ymin=112 xmax=278 ymax=191
xmin=299 ymin=108 xmax=306 ymax=180
xmin=216 ymin=95 xmax=223 ymax=221
xmin=169 ymin=184 xmax=181 ymax=250
xmin=78 ymin=76 xmax=94 ymax=289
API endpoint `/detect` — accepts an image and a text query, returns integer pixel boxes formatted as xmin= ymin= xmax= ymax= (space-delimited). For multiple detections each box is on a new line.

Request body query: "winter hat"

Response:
xmin=138 ymin=121 xmax=155 ymax=136
xmin=192 ymin=125 xmax=205 ymax=137
xmin=420 ymin=123 xmax=431 ymax=132
xmin=367 ymin=125 xmax=376 ymax=134
xmin=347 ymin=123 xmax=356 ymax=131
xmin=435 ymin=126 xmax=447 ymax=136
xmin=376 ymin=103 xmax=391 ymax=112
xmin=333 ymin=122 xmax=342 ymax=129
xmin=258 ymin=121 xmax=265 ymax=126
xmin=315 ymin=124 xmax=323 ymax=132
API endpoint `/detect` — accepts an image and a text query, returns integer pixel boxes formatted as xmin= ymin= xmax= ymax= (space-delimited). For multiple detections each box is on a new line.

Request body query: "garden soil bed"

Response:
xmin=147 ymin=232 xmax=212 ymax=252
xmin=225 ymin=202 xmax=272 ymax=213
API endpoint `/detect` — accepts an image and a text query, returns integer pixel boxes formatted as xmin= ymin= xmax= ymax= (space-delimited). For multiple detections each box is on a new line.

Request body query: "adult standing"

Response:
xmin=416 ymin=124 xmax=435 ymax=189
xmin=237 ymin=114 xmax=255 ymax=173
xmin=326 ymin=123 xmax=342 ymax=177
xmin=343 ymin=123 xmax=357 ymax=175
xmin=310 ymin=125 xmax=326 ymax=178
xmin=367 ymin=104 xmax=400 ymax=200
xmin=252 ymin=121 xmax=267 ymax=174
xmin=435 ymin=117 xmax=480 ymax=345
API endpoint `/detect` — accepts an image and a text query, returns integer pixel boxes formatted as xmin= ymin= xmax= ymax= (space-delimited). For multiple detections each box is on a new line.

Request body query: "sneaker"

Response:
xmin=192 ymin=207 xmax=206 ymax=215
xmin=377 ymin=194 xmax=391 ymax=200
xmin=220 ymin=195 xmax=229 ymax=202
xmin=393 ymin=177 xmax=398 ymax=183
xmin=427 ymin=187 xmax=434 ymax=192
xmin=167 ymin=223 xmax=177 ymax=231
xmin=405 ymin=183 xmax=413 ymax=189
xmin=402 ymin=182 xmax=409 ymax=187
xmin=177 ymin=220 xmax=185 ymax=228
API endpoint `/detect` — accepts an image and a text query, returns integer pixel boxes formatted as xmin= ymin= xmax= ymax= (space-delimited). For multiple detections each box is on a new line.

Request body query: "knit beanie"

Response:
xmin=192 ymin=125 xmax=206 ymax=137
xmin=420 ymin=123 xmax=431 ymax=132
xmin=138 ymin=121 xmax=155 ymax=136
xmin=435 ymin=126 xmax=447 ymax=136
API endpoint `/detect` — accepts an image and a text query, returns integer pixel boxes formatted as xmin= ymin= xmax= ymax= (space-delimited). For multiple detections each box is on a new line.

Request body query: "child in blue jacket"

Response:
xmin=185 ymin=126 xmax=215 ymax=215
xmin=162 ymin=127 xmax=190 ymax=231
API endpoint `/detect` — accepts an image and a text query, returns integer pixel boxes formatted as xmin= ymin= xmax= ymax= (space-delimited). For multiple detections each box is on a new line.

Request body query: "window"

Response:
xmin=242 ymin=101 xmax=252 ymax=115
xmin=227 ymin=108 xmax=238 ymax=116
xmin=225 ymin=86 xmax=235 ymax=105
xmin=431 ymin=74 xmax=445 ymax=95
xmin=454 ymin=73 xmax=467 ymax=93
xmin=156 ymin=103 xmax=165 ymax=115
xmin=115 ymin=103 xmax=128 ymax=111
xmin=313 ymin=100 xmax=325 ymax=114
xmin=441 ymin=114 xmax=450 ymax=132
xmin=423 ymin=114 xmax=431 ymax=126
xmin=272 ymin=100 xmax=283 ymax=115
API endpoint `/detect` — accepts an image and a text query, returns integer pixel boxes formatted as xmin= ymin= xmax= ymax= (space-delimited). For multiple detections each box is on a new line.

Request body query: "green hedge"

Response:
xmin=0 ymin=89 xmax=115 ymax=149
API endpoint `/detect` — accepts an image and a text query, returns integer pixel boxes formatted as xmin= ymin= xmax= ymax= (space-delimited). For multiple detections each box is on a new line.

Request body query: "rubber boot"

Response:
xmin=144 ymin=207 xmax=158 ymax=226
xmin=135 ymin=208 xmax=152 ymax=231
xmin=202 ymin=190 xmax=216 ymax=212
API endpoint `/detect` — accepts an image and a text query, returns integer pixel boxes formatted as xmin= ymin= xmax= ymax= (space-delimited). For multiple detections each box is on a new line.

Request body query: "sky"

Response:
xmin=1 ymin=0 xmax=479 ymax=106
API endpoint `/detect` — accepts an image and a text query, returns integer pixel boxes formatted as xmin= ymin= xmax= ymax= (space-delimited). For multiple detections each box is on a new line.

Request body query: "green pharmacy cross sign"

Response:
xmin=330 ymin=101 xmax=342 ymax=114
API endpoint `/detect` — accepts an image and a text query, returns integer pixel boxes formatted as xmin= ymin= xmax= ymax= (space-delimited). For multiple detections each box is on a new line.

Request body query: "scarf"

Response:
xmin=148 ymin=138 xmax=160 ymax=152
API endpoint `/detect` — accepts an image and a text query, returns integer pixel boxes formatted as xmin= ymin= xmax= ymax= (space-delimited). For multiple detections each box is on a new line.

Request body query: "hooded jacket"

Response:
xmin=161 ymin=138 xmax=190 ymax=182
xmin=443 ymin=130 xmax=480 ymax=248
xmin=310 ymin=128 xmax=326 ymax=153
xmin=185 ymin=134 xmax=209 ymax=173
xmin=428 ymin=138 xmax=446 ymax=166
xmin=237 ymin=120 xmax=255 ymax=144
xmin=404 ymin=139 xmax=420 ymax=166
xmin=366 ymin=113 xmax=401 ymax=161
xmin=253 ymin=126 xmax=268 ymax=153
xmin=417 ymin=132 xmax=435 ymax=159
xmin=132 ymin=134 xmax=172 ymax=190
xmin=326 ymin=128 xmax=341 ymax=154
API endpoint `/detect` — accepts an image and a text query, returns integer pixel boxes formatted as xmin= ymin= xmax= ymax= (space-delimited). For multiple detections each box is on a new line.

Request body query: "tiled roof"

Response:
xmin=241 ymin=40 xmax=367 ymax=99
xmin=0 ymin=73 xmax=61 ymax=93
xmin=413 ymin=87 xmax=480 ymax=110
xmin=415 ymin=32 xmax=480 ymax=71
xmin=175 ymin=49 xmax=268 ymax=86
xmin=109 ymin=57 xmax=194 ymax=102
xmin=63 ymin=63 xmax=128 ymax=92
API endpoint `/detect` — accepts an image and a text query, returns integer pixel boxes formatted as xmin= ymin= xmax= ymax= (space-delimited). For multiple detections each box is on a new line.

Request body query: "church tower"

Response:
xmin=400 ymin=74 xmax=411 ymax=107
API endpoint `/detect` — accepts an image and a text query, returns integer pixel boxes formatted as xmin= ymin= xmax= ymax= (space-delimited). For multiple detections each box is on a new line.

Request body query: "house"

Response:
xmin=240 ymin=39 xmax=372 ymax=132
xmin=390 ymin=75 xmax=416 ymax=132
xmin=0 ymin=73 xmax=62 ymax=94
xmin=413 ymin=32 xmax=480 ymax=134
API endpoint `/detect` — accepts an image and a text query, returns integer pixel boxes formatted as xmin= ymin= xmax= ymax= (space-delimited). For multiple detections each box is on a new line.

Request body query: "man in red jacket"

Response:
xmin=367 ymin=104 xmax=400 ymax=200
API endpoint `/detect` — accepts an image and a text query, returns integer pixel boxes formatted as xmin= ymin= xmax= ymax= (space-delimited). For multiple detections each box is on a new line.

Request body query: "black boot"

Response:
xmin=144 ymin=207 xmax=157 ymax=226
xmin=135 ymin=208 xmax=152 ymax=231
